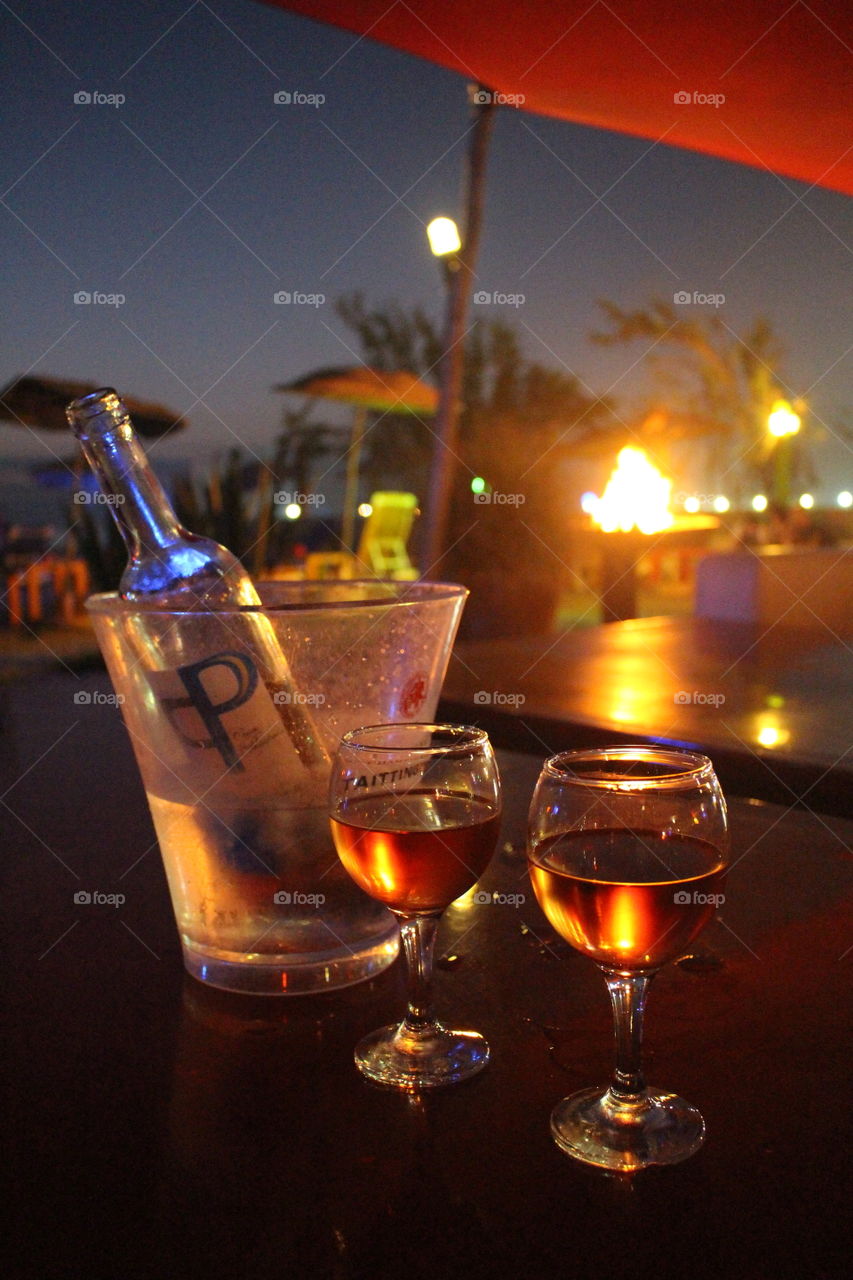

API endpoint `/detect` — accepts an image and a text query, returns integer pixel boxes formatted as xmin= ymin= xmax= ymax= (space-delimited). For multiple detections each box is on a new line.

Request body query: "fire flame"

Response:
xmin=588 ymin=447 xmax=674 ymax=535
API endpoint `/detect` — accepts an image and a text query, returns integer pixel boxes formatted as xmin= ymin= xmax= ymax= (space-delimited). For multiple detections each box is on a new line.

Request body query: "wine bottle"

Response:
xmin=66 ymin=388 xmax=328 ymax=776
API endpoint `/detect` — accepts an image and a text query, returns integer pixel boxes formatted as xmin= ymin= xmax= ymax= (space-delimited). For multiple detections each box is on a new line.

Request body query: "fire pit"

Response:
xmin=586 ymin=448 xmax=716 ymax=621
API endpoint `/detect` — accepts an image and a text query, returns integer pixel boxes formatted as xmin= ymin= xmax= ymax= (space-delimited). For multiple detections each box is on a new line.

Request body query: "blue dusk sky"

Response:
xmin=1 ymin=0 xmax=850 ymax=503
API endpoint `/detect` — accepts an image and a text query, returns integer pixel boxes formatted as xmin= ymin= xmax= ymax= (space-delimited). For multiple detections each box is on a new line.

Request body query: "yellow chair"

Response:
xmin=304 ymin=551 xmax=357 ymax=580
xmin=355 ymin=492 xmax=419 ymax=580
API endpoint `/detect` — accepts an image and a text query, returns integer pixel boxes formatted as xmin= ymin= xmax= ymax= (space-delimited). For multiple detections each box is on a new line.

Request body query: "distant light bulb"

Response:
xmin=471 ymin=476 xmax=486 ymax=494
xmin=580 ymin=491 xmax=598 ymax=514
xmin=837 ymin=490 xmax=852 ymax=509
xmin=798 ymin=493 xmax=814 ymax=510
xmin=284 ymin=503 xmax=301 ymax=520
xmin=768 ymin=399 xmax=800 ymax=438
xmin=752 ymin=494 xmax=768 ymax=513
xmin=713 ymin=496 xmax=730 ymax=513
xmin=357 ymin=502 xmax=373 ymax=518
xmin=684 ymin=496 xmax=700 ymax=514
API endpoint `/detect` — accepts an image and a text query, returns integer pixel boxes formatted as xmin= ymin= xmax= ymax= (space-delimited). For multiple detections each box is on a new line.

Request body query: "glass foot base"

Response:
xmin=355 ymin=1023 xmax=489 ymax=1090
xmin=551 ymin=1086 xmax=705 ymax=1171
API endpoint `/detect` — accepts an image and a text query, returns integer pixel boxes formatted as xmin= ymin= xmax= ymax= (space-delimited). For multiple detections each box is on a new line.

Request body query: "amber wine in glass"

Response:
xmin=330 ymin=724 xmax=501 ymax=1089
xmin=528 ymin=747 xmax=728 ymax=1170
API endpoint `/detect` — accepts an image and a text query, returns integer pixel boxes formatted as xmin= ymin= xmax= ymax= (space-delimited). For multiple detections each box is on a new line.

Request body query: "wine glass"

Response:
xmin=527 ymin=746 xmax=728 ymax=1170
xmin=329 ymin=723 xmax=501 ymax=1089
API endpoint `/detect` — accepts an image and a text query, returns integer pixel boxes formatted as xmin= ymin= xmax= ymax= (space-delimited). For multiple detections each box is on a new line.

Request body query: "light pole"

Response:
xmin=420 ymin=87 xmax=496 ymax=576
xmin=425 ymin=215 xmax=462 ymax=569
xmin=423 ymin=211 xmax=467 ymax=576
xmin=767 ymin=398 xmax=801 ymax=508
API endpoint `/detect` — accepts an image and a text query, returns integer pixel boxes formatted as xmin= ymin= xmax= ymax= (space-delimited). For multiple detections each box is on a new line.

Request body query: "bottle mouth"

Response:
xmin=66 ymin=388 xmax=126 ymax=434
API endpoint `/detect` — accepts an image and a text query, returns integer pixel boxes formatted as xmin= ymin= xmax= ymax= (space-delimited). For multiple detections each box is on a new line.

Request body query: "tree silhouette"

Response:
xmin=590 ymin=298 xmax=822 ymax=499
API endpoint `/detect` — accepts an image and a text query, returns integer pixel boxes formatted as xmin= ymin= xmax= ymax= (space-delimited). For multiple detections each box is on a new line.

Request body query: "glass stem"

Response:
xmin=604 ymin=971 xmax=653 ymax=1100
xmin=399 ymin=914 xmax=440 ymax=1037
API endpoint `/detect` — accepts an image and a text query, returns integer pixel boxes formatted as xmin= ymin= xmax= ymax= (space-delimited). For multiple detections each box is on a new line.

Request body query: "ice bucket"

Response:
xmin=87 ymin=580 xmax=467 ymax=995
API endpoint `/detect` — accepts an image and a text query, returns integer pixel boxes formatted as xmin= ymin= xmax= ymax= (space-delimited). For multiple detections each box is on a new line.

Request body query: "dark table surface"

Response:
xmin=440 ymin=616 xmax=853 ymax=816
xmin=4 ymin=670 xmax=852 ymax=1280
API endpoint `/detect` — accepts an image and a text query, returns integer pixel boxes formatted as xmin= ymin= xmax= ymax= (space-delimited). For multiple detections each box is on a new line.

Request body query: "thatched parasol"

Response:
xmin=276 ymin=366 xmax=437 ymax=551
xmin=0 ymin=375 xmax=187 ymax=439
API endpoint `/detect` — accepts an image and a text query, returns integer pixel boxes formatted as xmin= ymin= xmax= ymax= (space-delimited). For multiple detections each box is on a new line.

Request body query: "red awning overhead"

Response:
xmin=271 ymin=0 xmax=853 ymax=195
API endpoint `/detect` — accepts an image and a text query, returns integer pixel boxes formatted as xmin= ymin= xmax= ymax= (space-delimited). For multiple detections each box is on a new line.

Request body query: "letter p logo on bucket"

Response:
xmin=170 ymin=651 xmax=259 ymax=770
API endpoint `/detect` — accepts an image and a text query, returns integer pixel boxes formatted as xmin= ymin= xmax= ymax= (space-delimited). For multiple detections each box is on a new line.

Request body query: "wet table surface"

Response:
xmin=4 ymin=671 xmax=852 ymax=1280
xmin=440 ymin=616 xmax=853 ymax=816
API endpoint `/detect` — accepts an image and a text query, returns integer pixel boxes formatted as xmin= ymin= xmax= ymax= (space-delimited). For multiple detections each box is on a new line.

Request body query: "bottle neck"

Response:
xmin=68 ymin=395 xmax=184 ymax=556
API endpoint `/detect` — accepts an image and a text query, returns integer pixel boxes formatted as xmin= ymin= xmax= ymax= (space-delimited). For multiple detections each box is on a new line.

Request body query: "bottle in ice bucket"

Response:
xmin=66 ymin=388 xmax=327 ymax=784
xmin=68 ymin=388 xmax=403 ymax=994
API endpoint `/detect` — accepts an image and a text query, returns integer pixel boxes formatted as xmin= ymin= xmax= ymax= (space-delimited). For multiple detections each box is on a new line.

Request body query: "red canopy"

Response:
xmin=270 ymin=0 xmax=852 ymax=195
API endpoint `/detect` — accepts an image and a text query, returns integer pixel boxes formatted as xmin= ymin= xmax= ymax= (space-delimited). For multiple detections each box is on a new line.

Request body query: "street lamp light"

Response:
xmin=427 ymin=216 xmax=462 ymax=260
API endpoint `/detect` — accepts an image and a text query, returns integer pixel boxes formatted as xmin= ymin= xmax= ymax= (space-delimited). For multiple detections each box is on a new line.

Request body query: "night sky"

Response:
xmin=1 ymin=0 xmax=851 ymax=502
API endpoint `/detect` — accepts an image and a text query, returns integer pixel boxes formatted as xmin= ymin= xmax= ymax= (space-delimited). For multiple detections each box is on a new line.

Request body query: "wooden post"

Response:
xmin=600 ymin=533 xmax=643 ymax=622
xmin=341 ymin=406 xmax=367 ymax=554
xmin=421 ymin=87 xmax=496 ymax=576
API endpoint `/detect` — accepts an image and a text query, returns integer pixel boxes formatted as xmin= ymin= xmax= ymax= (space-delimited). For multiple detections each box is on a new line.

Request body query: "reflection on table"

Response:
xmin=441 ymin=616 xmax=852 ymax=815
